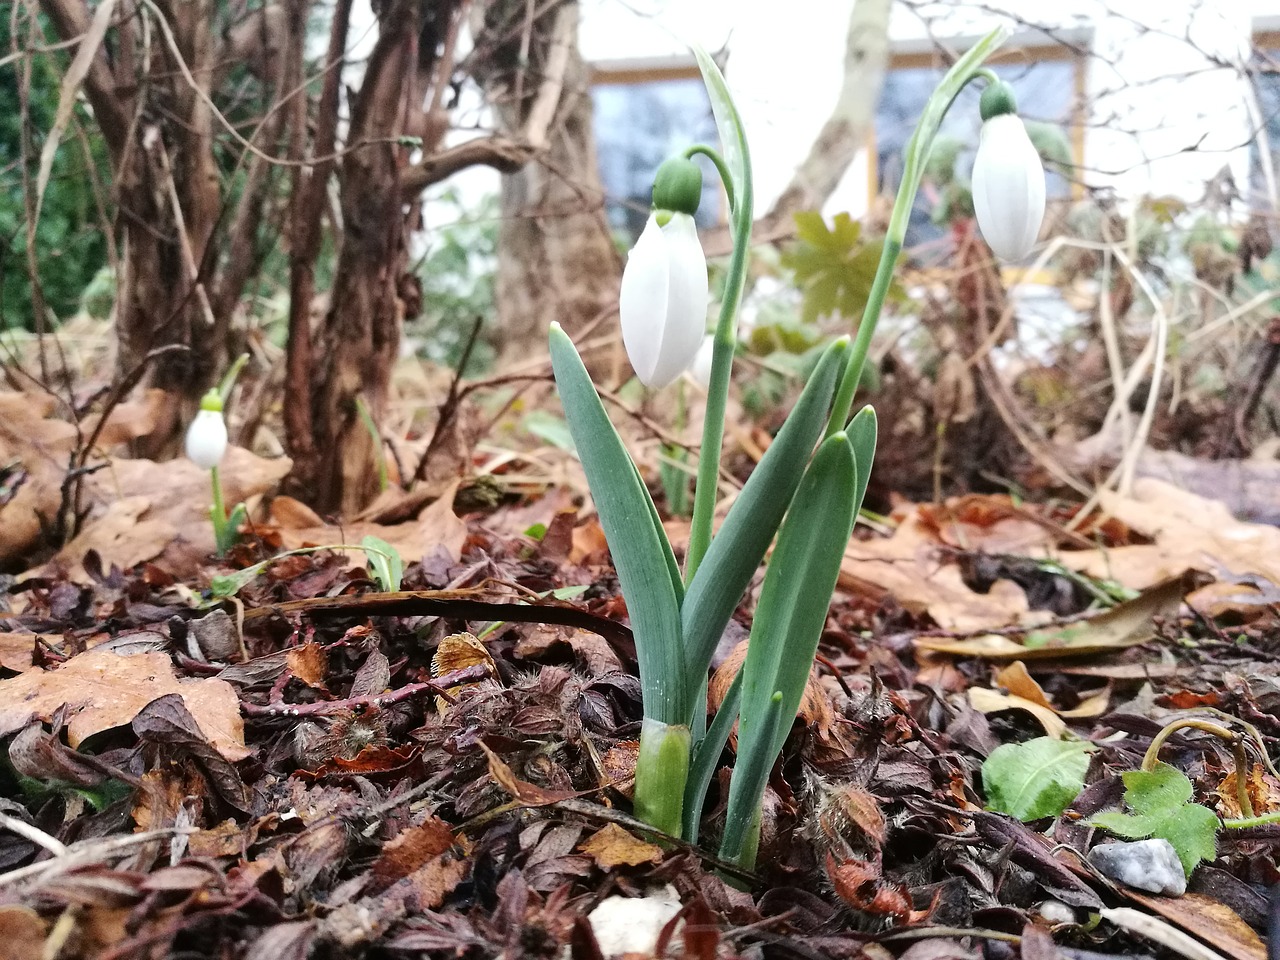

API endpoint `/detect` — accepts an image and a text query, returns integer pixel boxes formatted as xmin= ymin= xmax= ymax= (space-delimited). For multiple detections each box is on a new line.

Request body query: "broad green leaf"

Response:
xmin=1123 ymin=762 xmax=1194 ymax=813
xmin=361 ymin=535 xmax=403 ymax=592
xmin=1090 ymin=763 xmax=1219 ymax=876
xmin=982 ymin=737 xmax=1092 ymax=821
xmin=549 ymin=324 xmax=687 ymax=723
xmin=682 ymin=338 xmax=847 ymax=714
xmin=720 ymin=432 xmax=857 ymax=863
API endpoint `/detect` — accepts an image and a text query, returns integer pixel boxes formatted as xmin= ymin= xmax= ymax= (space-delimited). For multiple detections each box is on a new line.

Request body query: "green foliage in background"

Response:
xmin=411 ymin=190 xmax=499 ymax=374
xmin=0 ymin=12 xmax=110 ymax=327
xmin=780 ymin=211 xmax=902 ymax=325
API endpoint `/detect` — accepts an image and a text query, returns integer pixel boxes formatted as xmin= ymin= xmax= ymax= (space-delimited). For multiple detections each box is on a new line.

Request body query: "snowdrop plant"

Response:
xmin=187 ymin=357 xmax=249 ymax=557
xmin=550 ymin=30 xmax=1030 ymax=869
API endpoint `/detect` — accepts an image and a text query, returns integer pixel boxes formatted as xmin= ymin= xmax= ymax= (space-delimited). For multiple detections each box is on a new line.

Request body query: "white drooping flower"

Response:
xmin=971 ymin=112 xmax=1046 ymax=262
xmin=619 ymin=211 xmax=709 ymax=389
xmin=185 ymin=394 xmax=228 ymax=470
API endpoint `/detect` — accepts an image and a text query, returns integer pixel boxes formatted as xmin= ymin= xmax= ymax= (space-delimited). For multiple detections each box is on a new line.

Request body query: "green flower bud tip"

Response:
xmin=980 ymin=80 xmax=1018 ymax=121
xmin=199 ymin=389 xmax=223 ymax=413
xmin=651 ymin=155 xmax=703 ymax=217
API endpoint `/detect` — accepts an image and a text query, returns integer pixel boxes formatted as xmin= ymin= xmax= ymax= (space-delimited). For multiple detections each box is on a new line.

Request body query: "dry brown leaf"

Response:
xmin=994 ymin=661 xmax=1109 ymax=719
xmin=915 ymin=576 xmax=1187 ymax=660
xmin=1057 ymin=478 xmax=1280 ymax=591
xmin=842 ymin=507 xmax=1039 ymax=632
xmin=269 ymin=479 xmax=466 ymax=567
xmin=286 ymin=644 xmax=329 ymax=689
xmin=968 ymin=688 xmax=1068 ymax=739
xmin=28 ymin=447 xmax=291 ymax=581
xmin=81 ymin=390 xmax=166 ymax=449
xmin=432 ymin=632 xmax=496 ymax=711
xmin=1122 ymin=890 xmax=1265 ymax=960
xmin=578 ymin=823 xmax=663 ymax=869
xmin=478 ymin=742 xmax=576 ymax=806
xmin=0 ymin=649 xmax=247 ymax=761
xmin=0 ymin=905 xmax=47 ymax=960
xmin=1215 ymin=764 xmax=1280 ymax=819
xmin=372 ymin=818 xmax=456 ymax=888
xmin=602 ymin=741 xmax=638 ymax=797
xmin=405 ymin=854 xmax=469 ymax=911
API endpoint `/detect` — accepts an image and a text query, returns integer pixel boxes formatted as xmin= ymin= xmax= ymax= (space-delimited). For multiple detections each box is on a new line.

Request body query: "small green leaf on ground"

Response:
xmin=1091 ymin=762 xmax=1219 ymax=876
xmin=982 ymin=737 xmax=1092 ymax=821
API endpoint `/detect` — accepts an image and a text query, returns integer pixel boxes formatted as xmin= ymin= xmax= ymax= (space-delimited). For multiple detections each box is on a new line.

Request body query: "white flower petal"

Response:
xmin=973 ymin=114 xmax=1046 ymax=262
xmin=619 ymin=215 xmax=670 ymax=386
xmin=649 ymin=213 xmax=708 ymax=388
xmin=185 ymin=409 xmax=228 ymax=469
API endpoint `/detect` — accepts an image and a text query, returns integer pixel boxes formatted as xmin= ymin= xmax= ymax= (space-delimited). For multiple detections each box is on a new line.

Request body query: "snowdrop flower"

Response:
xmin=619 ymin=156 xmax=709 ymax=389
xmin=185 ymin=390 xmax=228 ymax=470
xmin=971 ymin=81 xmax=1045 ymax=262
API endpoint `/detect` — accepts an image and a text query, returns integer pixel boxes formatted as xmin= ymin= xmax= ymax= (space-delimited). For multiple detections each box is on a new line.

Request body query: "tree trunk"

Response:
xmin=474 ymin=0 xmax=621 ymax=360
xmin=38 ymin=0 xmax=294 ymax=454
xmin=767 ymin=0 xmax=893 ymax=221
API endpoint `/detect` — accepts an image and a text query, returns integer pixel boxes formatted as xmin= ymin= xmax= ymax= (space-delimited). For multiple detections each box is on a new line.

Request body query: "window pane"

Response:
xmin=1249 ymin=47 xmax=1280 ymax=207
xmin=593 ymin=76 xmax=721 ymax=238
xmin=876 ymin=58 xmax=1075 ymax=250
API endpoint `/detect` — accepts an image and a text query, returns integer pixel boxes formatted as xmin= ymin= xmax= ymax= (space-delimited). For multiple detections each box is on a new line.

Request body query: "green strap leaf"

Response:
xmin=549 ymin=324 xmax=687 ymax=723
xmin=681 ymin=337 xmax=847 ymax=717
xmin=692 ymin=45 xmax=749 ymax=223
xmin=847 ymin=405 xmax=878 ymax=514
xmin=682 ymin=668 xmax=742 ymax=844
xmin=720 ymin=432 xmax=858 ymax=864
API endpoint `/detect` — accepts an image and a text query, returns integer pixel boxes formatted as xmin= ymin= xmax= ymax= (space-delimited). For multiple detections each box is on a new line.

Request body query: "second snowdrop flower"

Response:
xmin=186 ymin=390 xmax=228 ymax=470
xmin=971 ymin=80 xmax=1046 ymax=262
xmin=619 ymin=156 xmax=709 ymax=389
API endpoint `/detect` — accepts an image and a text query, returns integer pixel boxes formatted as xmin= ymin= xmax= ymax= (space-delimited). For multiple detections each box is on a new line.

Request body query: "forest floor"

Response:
xmin=0 ymin=380 xmax=1276 ymax=960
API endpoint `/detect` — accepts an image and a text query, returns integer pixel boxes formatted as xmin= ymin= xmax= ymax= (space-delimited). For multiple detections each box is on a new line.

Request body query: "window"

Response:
xmin=590 ymin=60 xmax=723 ymax=239
xmin=1249 ymin=28 xmax=1280 ymax=209
xmin=873 ymin=38 xmax=1086 ymax=254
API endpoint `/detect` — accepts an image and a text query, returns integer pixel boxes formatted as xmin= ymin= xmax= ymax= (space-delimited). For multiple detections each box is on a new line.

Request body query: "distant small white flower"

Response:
xmin=972 ymin=113 xmax=1046 ymax=262
xmin=619 ymin=212 xmax=709 ymax=389
xmin=688 ymin=335 xmax=716 ymax=389
xmin=185 ymin=406 xmax=228 ymax=470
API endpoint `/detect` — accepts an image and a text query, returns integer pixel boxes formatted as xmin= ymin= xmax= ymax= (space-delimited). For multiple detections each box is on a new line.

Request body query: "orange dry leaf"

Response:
xmin=0 ymin=649 xmax=247 ymax=761
xmin=286 ymin=643 xmax=329 ymax=688
xmin=1215 ymin=764 xmax=1280 ymax=820
xmin=267 ymin=478 xmax=466 ymax=568
xmin=432 ymin=632 xmax=496 ymax=711
xmin=708 ymin=639 xmax=833 ymax=747
xmin=0 ymin=906 xmax=48 ymax=960
xmin=578 ymin=823 xmax=663 ymax=869
xmin=372 ymin=818 xmax=456 ymax=888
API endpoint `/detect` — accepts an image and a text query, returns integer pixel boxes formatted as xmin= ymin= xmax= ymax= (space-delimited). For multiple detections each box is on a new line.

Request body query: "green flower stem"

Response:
xmin=217 ymin=353 xmax=250 ymax=405
xmin=684 ymin=144 xmax=752 ymax=583
xmin=633 ymin=718 xmax=691 ymax=837
xmin=1223 ymin=811 xmax=1280 ymax=829
xmin=827 ymin=26 xmax=1010 ymax=434
xmin=210 ymin=465 xmax=227 ymax=549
